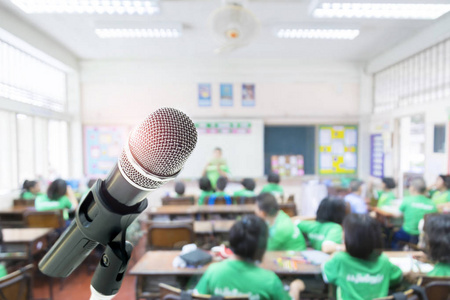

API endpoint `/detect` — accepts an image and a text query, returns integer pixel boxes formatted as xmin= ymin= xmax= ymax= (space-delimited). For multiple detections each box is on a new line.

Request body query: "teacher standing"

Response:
xmin=203 ymin=147 xmax=231 ymax=190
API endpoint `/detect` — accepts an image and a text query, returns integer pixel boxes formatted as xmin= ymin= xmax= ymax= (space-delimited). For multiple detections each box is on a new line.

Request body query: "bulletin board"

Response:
xmin=318 ymin=125 xmax=358 ymax=175
xmin=271 ymin=155 xmax=304 ymax=177
xmin=84 ymin=126 xmax=128 ymax=176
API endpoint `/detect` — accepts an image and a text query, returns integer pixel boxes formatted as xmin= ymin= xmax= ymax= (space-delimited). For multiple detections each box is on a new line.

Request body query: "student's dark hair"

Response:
xmin=424 ymin=214 xmax=450 ymax=264
xmin=268 ymin=172 xmax=280 ymax=184
xmin=343 ymin=214 xmax=383 ymax=260
xmin=439 ymin=175 xmax=450 ymax=190
xmin=214 ymin=147 xmax=222 ymax=153
xmin=47 ymin=179 xmax=67 ymax=201
xmin=229 ymin=215 xmax=268 ymax=261
xmin=349 ymin=180 xmax=363 ymax=192
xmin=22 ymin=180 xmax=37 ymax=191
xmin=242 ymin=178 xmax=256 ymax=191
xmin=174 ymin=181 xmax=185 ymax=195
xmin=410 ymin=177 xmax=427 ymax=194
xmin=216 ymin=176 xmax=228 ymax=191
xmin=199 ymin=176 xmax=213 ymax=192
xmin=382 ymin=177 xmax=396 ymax=189
xmin=256 ymin=193 xmax=279 ymax=217
xmin=316 ymin=197 xmax=347 ymax=225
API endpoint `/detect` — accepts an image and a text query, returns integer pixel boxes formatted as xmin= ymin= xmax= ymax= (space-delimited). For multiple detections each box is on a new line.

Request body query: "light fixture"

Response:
xmin=277 ymin=28 xmax=360 ymax=40
xmin=10 ymin=0 xmax=160 ymax=15
xmin=311 ymin=2 xmax=450 ymax=19
xmin=95 ymin=28 xmax=181 ymax=39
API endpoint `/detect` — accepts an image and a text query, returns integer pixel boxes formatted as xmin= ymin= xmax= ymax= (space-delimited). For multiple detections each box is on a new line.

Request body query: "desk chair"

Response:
xmin=23 ymin=210 xmax=65 ymax=229
xmin=280 ymin=203 xmax=297 ymax=217
xmin=147 ymin=222 xmax=194 ymax=250
xmin=233 ymin=196 xmax=256 ymax=205
xmin=420 ymin=276 xmax=450 ymax=300
xmin=0 ymin=264 xmax=33 ymax=300
xmin=13 ymin=199 xmax=35 ymax=207
xmin=162 ymin=196 xmax=195 ymax=206
xmin=159 ymin=283 xmax=249 ymax=300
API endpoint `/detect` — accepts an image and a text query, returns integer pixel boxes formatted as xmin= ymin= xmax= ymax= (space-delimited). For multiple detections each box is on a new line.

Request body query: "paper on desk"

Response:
xmin=389 ymin=257 xmax=434 ymax=273
xmin=301 ymin=250 xmax=330 ymax=265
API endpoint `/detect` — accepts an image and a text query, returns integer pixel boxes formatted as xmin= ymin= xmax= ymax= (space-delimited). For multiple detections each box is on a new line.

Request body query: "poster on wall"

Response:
xmin=271 ymin=155 xmax=304 ymax=177
xmin=318 ymin=125 xmax=358 ymax=175
xmin=220 ymin=83 xmax=233 ymax=107
xmin=198 ymin=83 xmax=212 ymax=107
xmin=84 ymin=126 xmax=127 ymax=176
xmin=370 ymin=134 xmax=384 ymax=178
xmin=242 ymin=84 xmax=255 ymax=107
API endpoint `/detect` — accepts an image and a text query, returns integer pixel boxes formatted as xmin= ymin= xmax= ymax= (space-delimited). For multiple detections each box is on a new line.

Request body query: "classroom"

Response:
xmin=0 ymin=1 xmax=449 ymax=300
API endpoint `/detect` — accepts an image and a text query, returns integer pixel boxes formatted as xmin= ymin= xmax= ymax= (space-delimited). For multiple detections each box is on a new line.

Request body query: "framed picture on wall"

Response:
xmin=198 ymin=83 xmax=212 ymax=107
xmin=220 ymin=83 xmax=233 ymax=107
xmin=242 ymin=84 xmax=255 ymax=107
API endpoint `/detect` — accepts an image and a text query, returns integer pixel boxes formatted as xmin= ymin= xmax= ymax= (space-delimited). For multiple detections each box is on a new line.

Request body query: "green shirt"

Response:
xmin=377 ymin=191 xmax=396 ymax=207
xmin=399 ymin=195 xmax=438 ymax=235
xmin=297 ymin=221 xmax=342 ymax=251
xmin=195 ymin=259 xmax=290 ymax=300
xmin=205 ymin=158 xmax=230 ymax=190
xmin=35 ymin=194 xmax=72 ymax=220
xmin=268 ymin=210 xmax=306 ymax=251
xmin=428 ymin=263 xmax=450 ymax=277
xmin=233 ymin=189 xmax=256 ymax=198
xmin=430 ymin=190 xmax=450 ymax=206
xmin=0 ymin=264 xmax=6 ymax=278
xmin=323 ymin=252 xmax=403 ymax=300
xmin=261 ymin=183 xmax=284 ymax=196
xmin=198 ymin=191 xmax=214 ymax=205
xmin=21 ymin=191 xmax=38 ymax=200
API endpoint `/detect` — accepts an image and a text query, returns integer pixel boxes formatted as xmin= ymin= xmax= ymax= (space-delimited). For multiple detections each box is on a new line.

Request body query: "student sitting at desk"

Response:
xmin=208 ymin=176 xmax=232 ymax=205
xmin=198 ymin=176 xmax=214 ymax=205
xmin=392 ymin=178 xmax=437 ymax=249
xmin=21 ymin=180 xmax=41 ymax=200
xmin=234 ymin=178 xmax=256 ymax=198
xmin=256 ymin=193 xmax=306 ymax=251
xmin=260 ymin=173 xmax=284 ymax=198
xmin=424 ymin=213 xmax=450 ymax=276
xmin=429 ymin=175 xmax=450 ymax=206
xmin=322 ymin=214 xmax=403 ymax=300
xmin=376 ymin=177 xmax=397 ymax=208
xmin=297 ymin=197 xmax=346 ymax=253
xmin=35 ymin=179 xmax=78 ymax=221
xmin=174 ymin=181 xmax=186 ymax=197
xmin=195 ymin=215 xmax=304 ymax=300
xmin=344 ymin=180 xmax=368 ymax=214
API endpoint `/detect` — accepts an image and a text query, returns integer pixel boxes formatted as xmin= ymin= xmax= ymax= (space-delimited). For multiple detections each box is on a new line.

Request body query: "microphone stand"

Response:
xmin=90 ymin=231 xmax=133 ymax=300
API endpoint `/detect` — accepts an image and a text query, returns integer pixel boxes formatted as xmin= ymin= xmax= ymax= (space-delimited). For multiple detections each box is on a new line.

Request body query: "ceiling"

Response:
xmin=0 ymin=0 xmax=445 ymax=62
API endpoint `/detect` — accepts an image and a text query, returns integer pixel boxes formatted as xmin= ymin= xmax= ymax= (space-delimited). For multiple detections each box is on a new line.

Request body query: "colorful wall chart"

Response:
xmin=195 ymin=122 xmax=251 ymax=134
xmin=198 ymin=83 xmax=212 ymax=107
xmin=318 ymin=125 xmax=358 ymax=175
xmin=242 ymin=84 xmax=255 ymax=107
xmin=84 ymin=126 xmax=127 ymax=176
xmin=271 ymin=155 xmax=304 ymax=177
xmin=370 ymin=134 xmax=384 ymax=178
xmin=220 ymin=83 xmax=233 ymax=107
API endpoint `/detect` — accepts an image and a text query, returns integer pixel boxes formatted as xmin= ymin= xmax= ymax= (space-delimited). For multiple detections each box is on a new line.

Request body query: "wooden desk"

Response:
xmin=193 ymin=220 xmax=235 ymax=234
xmin=0 ymin=228 xmax=52 ymax=261
xmin=0 ymin=206 xmax=32 ymax=228
xmin=148 ymin=205 xmax=255 ymax=220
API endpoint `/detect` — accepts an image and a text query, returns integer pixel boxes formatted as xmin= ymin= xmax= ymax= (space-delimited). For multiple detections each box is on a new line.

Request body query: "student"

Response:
xmin=203 ymin=147 xmax=231 ymax=190
xmin=174 ymin=181 xmax=185 ymax=197
xmin=429 ymin=175 xmax=450 ymax=206
xmin=208 ymin=176 xmax=232 ymax=205
xmin=322 ymin=214 xmax=403 ymax=300
xmin=344 ymin=180 xmax=367 ymax=214
xmin=376 ymin=177 xmax=397 ymax=207
xmin=35 ymin=179 xmax=78 ymax=220
xmin=297 ymin=197 xmax=346 ymax=253
xmin=21 ymin=180 xmax=41 ymax=200
xmin=424 ymin=214 xmax=450 ymax=276
xmin=255 ymin=193 xmax=306 ymax=251
xmin=260 ymin=172 xmax=284 ymax=197
xmin=197 ymin=176 xmax=214 ymax=205
xmin=233 ymin=178 xmax=256 ymax=198
xmin=195 ymin=215 xmax=304 ymax=300
xmin=392 ymin=178 xmax=438 ymax=249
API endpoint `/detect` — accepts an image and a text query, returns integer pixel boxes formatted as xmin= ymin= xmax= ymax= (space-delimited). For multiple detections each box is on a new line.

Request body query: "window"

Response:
xmin=48 ymin=120 xmax=69 ymax=179
xmin=434 ymin=124 xmax=446 ymax=153
xmin=0 ymin=110 xmax=17 ymax=194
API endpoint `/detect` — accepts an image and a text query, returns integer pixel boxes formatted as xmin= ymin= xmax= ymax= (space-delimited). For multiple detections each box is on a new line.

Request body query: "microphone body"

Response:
xmin=39 ymin=107 xmax=198 ymax=278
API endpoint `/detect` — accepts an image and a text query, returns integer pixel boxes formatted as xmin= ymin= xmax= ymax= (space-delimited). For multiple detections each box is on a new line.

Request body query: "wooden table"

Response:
xmin=0 ymin=228 xmax=53 ymax=261
xmin=0 ymin=206 xmax=31 ymax=228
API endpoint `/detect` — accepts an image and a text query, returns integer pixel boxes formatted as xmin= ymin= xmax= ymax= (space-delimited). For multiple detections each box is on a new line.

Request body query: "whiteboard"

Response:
xmin=179 ymin=119 xmax=264 ymax=179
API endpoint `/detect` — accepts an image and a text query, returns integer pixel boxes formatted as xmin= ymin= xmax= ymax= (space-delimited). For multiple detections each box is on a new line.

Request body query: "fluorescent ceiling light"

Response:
xmin=277 ymin=29 xmax=359 ymax=40
xmin=10 ymin=0 xmax=160 ymax=15
xmin=95 ymin=28 xmax=181 ymax=39
xmin=312 ymin=2 xmax=450 ymax=19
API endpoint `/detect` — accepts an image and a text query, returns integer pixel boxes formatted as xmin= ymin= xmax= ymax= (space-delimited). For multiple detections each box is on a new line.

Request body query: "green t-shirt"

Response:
xmin=377 ymin=191 xmax=396 ymax=207
xmin=195 ymin=259 xmax=290 ymax=300
xmin=35 ymin=194 xmax=72 ymax=220
xmin=233 ymin=189 xmax=256 ymax=198
xmin=428 ymin=263 xmax=450 ymax=277
xmin=0 ymin=264 xmax=6 ymax=278
xmin=399 ymin=195 xmax=438 ymax=235
xmin=268 ymin=210 xmax=306 ymax=251
xmin=430 ymin=190 xmax=450 ymax=206
xmin=205 ymin=159 xmax=230 ymax=190
xmin=261 ymin=183 xmax=284 ymax=196
xmin=323 ymin=252 xmax=403 ymax=300
xmin=21 ymin=191 xmax=39 ymax=200
xmin=198 ymin=191 xmax=214 ymax=205
xmin=297 ymin=221 xmax=342 ymax=251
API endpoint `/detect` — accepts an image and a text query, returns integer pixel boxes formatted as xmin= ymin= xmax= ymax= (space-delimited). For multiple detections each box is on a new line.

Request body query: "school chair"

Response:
xmin=0 ymin=264 xmax=33 ymax=300
xmin=159 ymin=283 xmax=249 ymax=300
xmin=147 ymin=222 xmax=194 ymax=250
xmin=23 ymin=210 xmax=65 ymax=229
xmin=162 ymin=196 xmax=195 ymax=206
xmin=205 ymin=196 xmax=232 ymax=205
xmin=232 ymin=196 xmax=256 ymax=205
xmin=13 ymin=199 xmax=35 ymax=207
xmin=420 ymin=276 xmax=450 ymax=300
xmin=280 ymin=203 xmax=297 ymax=217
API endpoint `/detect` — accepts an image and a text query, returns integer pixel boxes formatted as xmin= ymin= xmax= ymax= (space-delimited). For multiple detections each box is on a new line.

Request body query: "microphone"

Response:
xmin=39 ymin=107 xmax=198 ymax=278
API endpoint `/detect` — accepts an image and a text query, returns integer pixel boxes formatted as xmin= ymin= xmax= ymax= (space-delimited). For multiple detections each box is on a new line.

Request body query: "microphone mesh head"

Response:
xmin=119 ymin=107 xmax=198 ymax=189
